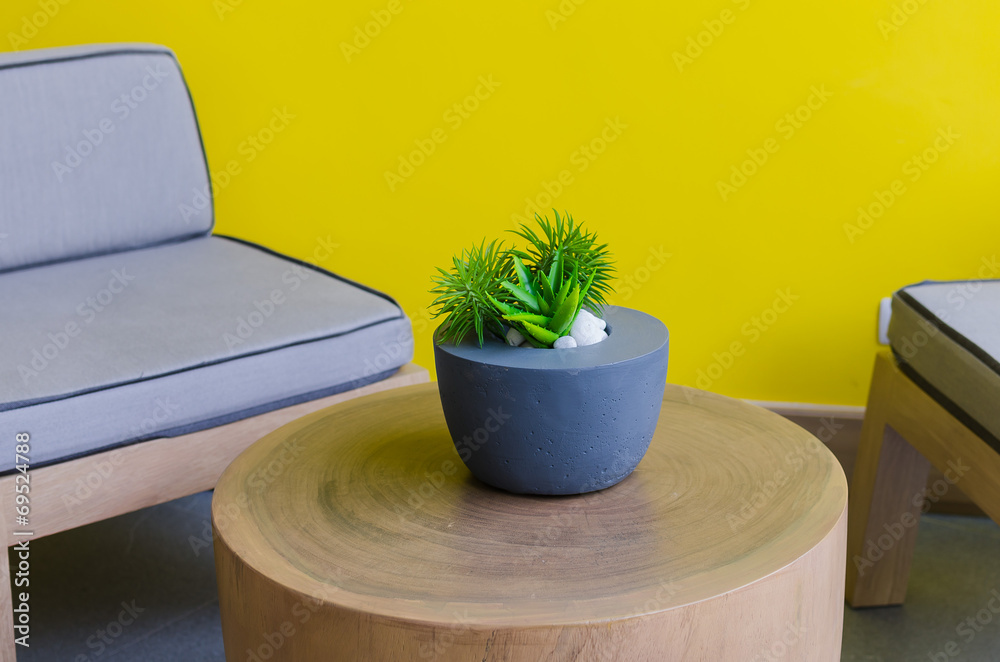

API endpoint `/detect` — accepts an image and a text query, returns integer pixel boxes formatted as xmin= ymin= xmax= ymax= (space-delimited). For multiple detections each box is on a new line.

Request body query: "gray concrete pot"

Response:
xmin=433 ymin=306 xmax=669 ymax=495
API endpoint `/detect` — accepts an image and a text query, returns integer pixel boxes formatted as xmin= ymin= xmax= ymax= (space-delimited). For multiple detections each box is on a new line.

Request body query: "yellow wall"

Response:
xmin=5 ymin=0 xmax=998 ymax=405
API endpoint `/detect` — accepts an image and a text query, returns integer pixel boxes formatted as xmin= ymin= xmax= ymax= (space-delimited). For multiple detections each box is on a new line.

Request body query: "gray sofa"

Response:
xmin=0 ymin=43 xmax=415 ymax=471
xmin=0 ymin=42 xmax=425 ymax=653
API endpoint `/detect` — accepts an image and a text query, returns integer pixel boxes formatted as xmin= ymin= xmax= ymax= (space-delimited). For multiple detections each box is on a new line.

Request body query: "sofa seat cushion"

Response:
xmin=889 ymin=280 xmax=1000 ymax=450
xmin=0 ymin=236 xmax=412 ymax=472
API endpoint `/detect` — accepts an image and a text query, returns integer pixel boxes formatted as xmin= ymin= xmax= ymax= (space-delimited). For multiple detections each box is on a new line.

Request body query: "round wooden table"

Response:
xmin=213 ymin=382 xmax=847 ymax=661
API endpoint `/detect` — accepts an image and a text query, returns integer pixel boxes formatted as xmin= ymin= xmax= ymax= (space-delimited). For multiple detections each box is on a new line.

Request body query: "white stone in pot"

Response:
xmin=506 ymin=328 xmax=526 ymax=346
xmin=577 ymin=308 xmax=606 ymax=330
xmin=574 ymin=328 xmax=608 ymax=346
xmin=553 ymin=335 xmax=578 ymax=349
xmin=570 ymin=310 xmax=608 ymax=346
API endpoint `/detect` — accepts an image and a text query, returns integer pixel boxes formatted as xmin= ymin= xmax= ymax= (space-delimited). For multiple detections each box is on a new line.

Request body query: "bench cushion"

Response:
xmin=0 ymin=43 xmax=212 ymax=273
xmin=0 ymin=236 xmax=412 ymax=472
xmin=889 ymin=280 xmax=1000 ymax=448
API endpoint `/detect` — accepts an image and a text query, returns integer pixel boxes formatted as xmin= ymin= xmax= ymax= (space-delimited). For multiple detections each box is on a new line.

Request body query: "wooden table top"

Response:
xmin=213 ymin=382 xmax=847 ymax=629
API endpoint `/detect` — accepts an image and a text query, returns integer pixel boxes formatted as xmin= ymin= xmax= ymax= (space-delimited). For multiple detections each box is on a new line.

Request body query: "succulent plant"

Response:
xmin=430 ymin=211 xmax=615 ymax=348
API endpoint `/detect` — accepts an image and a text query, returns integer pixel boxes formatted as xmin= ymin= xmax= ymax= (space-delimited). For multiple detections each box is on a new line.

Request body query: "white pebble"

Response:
xmin=570 ymin=314 xmax=595 ymax=339
xmin=576 ymin=308 xmax=606 ymax=330
xmin=506 ymin=328 xmax=525 ymax=346
xmin=570 ymin=313 xmax=604 ymax=345
xmin=553 ymin=335 xmax=578 ymax=349
xmin=573 ymin=326 xmax=608 ymax=346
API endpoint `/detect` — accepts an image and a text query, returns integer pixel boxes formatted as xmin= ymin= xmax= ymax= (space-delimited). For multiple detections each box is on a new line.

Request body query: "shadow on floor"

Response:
xmin=10 ymin=491 xmax=223 ymax=662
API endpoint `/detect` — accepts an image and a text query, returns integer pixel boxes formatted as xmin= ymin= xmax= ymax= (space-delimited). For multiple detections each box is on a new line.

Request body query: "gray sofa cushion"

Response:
xmin=889 ymin=280 xmax=1000 ymax=449
xmin=0 ymin=236 xmax=413 ymax=472
xmin=0 ymin=44 xmax=212 ymax=273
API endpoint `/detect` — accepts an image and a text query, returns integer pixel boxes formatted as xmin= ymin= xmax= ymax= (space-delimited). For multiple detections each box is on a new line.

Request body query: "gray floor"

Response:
xmin=10 ymin=492 xmax=1000 ymax=661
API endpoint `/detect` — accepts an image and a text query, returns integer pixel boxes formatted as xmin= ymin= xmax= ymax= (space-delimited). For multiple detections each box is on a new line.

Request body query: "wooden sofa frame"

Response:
xmin=846 ymin=351 xmax=1000 ymax=607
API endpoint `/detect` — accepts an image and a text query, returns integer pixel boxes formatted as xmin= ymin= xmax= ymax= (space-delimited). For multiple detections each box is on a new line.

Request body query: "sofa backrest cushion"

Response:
xmin=0 ymin=43 xmax=212 ymax=273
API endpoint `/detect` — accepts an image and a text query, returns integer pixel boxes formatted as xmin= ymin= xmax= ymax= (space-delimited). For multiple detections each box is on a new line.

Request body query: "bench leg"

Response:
xmin=1 ymin=518 xmax=16 ymax=660
xmin=846 ymin=356 xmax=931 ymax=607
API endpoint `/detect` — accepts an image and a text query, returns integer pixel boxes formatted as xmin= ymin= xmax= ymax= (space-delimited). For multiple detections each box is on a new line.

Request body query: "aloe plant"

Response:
xmin=430 ymin=211 xmax=615 ymax=348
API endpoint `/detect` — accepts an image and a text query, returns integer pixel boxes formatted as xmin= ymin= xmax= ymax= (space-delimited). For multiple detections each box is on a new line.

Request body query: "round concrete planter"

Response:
xmin=433 ymin=306 xmax=669 ymax=495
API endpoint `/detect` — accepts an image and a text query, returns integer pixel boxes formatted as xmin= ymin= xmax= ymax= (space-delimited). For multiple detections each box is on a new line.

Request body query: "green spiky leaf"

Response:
xmin=521 ymin=321 xmax=560 ymax=345
xmin=577 ymin=269 xmax=597 ymax=308
xmin=548 ymin=247 xmax=562 ymax=296
xmin=500 ymin=281 xmax=540 ymax=313
xmin=550 ymin=284 xmax=579 ymax=335
xmin=554 ymin=263 xmax=577 ymax=310
xmin=512 ymin=255 xmax=535 ymax=296
xmin=503 ymin=313 xmax=552 ymax=326
xmin=522 ymin=334 xmax=547 ymax=348
xmin=487 ymin=294 xmax=520 ymax=317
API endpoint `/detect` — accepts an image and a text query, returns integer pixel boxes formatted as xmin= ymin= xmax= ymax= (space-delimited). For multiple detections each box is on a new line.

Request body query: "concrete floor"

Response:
xmin=10 ymin=492 xmax=1000 ymax=661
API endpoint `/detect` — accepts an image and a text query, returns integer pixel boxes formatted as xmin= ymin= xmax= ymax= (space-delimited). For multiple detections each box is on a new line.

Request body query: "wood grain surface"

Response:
xmin=214 ymin=382 xmax=848 ymax=661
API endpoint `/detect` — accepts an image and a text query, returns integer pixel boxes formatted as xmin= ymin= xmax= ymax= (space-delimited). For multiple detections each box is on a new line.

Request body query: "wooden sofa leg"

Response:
xmin=846 ymin=355 xmax=931 ymax=607
xmin=1 ymin=520 xmax=16 ymax=660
